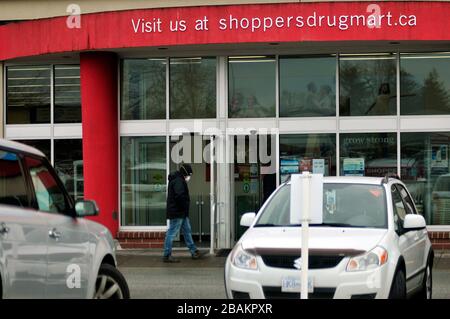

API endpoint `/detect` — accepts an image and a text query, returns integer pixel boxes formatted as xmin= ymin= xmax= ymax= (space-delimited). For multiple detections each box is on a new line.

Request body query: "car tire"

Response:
xmin=418 ymin=261 xmax=432 ymax=299
xmin=94 ymin=264 xmax=130 ymax=299
xmin=389 ymin=269 xmax=406 ymax=299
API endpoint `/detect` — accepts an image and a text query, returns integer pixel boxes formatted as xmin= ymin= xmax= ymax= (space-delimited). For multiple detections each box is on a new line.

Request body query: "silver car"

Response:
xmin=0 ymin=139 xmax=129 ymax=299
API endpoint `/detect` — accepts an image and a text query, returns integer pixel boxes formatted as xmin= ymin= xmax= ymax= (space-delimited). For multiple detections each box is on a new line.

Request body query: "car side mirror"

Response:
xmin=75 ymin=200 xmax=99 ymax=218
xmin=403 ymin=214 xmax=426 ymax=231
xmin=240 ymin=212 xmax=256 ymax=227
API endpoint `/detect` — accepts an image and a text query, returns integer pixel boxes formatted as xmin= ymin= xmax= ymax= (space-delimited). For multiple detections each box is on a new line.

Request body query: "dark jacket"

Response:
xmin=166 ymin=171 xmax=190 ymax=219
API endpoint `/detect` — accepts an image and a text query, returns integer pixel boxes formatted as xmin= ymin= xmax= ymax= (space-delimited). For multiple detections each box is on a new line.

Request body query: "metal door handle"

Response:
xmin=49 ymin=228 xmax=61 ymax=239
xmin=0 ymin=222 xmax=9 ymax=235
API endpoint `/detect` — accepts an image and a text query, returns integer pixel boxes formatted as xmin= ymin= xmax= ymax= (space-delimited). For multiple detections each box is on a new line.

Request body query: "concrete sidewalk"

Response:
xmin=433 ymin=250 xmax=450 ymax=269
xmin=117 ymin=248 xmax=227 ymax=268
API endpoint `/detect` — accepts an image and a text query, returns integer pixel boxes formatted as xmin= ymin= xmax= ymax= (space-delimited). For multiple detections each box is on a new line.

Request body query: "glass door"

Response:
xmin=232 ymin=134 xmax=276 ymax=241
xmin=169 ymin=135 xmax=215 ymax=247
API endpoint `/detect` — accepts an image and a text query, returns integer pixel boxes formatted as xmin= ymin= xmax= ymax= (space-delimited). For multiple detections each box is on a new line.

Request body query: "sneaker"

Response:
xmin=163 ymin=255 xmax=180 ymax=263
xmin=192 ymin=250 xmax=207 ymax=259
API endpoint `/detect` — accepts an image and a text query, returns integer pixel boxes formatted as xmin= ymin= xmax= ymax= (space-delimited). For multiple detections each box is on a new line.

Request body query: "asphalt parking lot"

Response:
xmin=117 ymin=249 xmax=450 ymax=299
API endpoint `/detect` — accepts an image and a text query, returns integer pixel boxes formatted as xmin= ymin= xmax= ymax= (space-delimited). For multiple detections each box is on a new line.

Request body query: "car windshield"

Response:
xmin=434 ymin=176 xmax=450 ymax=192
xmin=255 ymin=183 xmax=387 ymax=228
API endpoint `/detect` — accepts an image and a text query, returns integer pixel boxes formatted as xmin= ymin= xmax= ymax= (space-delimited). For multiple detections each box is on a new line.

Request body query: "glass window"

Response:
xmin=54 ymin=139 xmax=83 ymax=202
xmin=256 ymin=184 xmax=387 ymax=228
xmin=339 ymin=54 xmax=396 ymax=116
xmin=400 ymin=53 xmax=450 ymax=115
xmin=396 ymin=184 xmax=417 ymax=215
xmin=0 ymin=150 xmax=29 ymax=208
xmin=391 ymin=184 xmax=407 ymax=232
xmin=280 ymin=56 xmax=336 ymax=117
xmin=25 ymin=156 xmax=69 ymax=214
xmin=401 ymin=132 xmax=450 ymax=225
xmin=121 ymin=59 xmax=166 ymax=120
xmin=7 ymin=65 xmax=51 ymax=124
xmin=14 ymin=139 xmax=51 ymax=160
xmin=170 ymin=57 xmax=216 ymax=119
xmin=280 ymin=134 xmax=336 ymax=182
xmin=228 ymin=56 xmax=276 ymax=118
xmin=121 ymin=136 xmax=167 ymax=226
xmin=54 ymin=65 xmax=81 ymax=123
xmin=340 ymin=133 xmax=397 ymax=177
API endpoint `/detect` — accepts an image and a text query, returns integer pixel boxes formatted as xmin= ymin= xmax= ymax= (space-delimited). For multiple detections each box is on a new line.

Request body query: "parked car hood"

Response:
xmin=241 ymin=226 xmax=387 ymax=255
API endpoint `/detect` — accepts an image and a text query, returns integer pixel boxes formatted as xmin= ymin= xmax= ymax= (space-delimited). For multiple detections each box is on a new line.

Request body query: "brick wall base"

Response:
xmin=117 ymin=231 xmax=166 ymax=249
xmin=117 ymin=230 xmax=450 ymax=250
xmin=429 ymin=231 xmax=450 ymax=250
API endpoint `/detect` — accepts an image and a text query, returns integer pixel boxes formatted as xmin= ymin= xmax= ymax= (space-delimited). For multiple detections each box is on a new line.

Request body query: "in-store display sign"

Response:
xmin=343 ymin=158 xmax=365 ymax=176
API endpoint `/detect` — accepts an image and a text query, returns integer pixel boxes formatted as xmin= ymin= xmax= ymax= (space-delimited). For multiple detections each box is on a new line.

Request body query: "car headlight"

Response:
xmin=346 ymin=246 xmax=388 ymax=272
xmin=231 ymin=244 xmax=258 ymax=270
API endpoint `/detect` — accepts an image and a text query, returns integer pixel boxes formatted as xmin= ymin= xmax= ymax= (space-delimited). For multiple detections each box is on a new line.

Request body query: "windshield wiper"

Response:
xmin=254 ymin=224 xmax=302 ymax=227
xmin=254 ymin=223 xmax=277 ymax=227
xmin=311 ymin=222 xmax=367 ymax=228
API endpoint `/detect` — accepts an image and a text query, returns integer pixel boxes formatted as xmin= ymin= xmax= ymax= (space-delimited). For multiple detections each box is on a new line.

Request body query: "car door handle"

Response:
xmin=0 ymin=222 xmax=9 ymax=235
xmin=48 ymin=228 xmax=61 ymax=240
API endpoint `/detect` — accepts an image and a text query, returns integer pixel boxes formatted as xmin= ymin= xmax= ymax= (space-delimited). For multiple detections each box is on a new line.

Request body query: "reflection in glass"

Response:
xmin=280 ymin=134 xmax=336 ymax=182
xmin=400 ymin=53 xmax=450 ymax=115
xmin=340 ymin=133 xmax=397 ymax=177
xmin=401 ymin=132 xmax=450 ymax=225
xmin=121 ymin=136 xmax=167 ymax=226
xmin=339 ymin=55 xmax=396 ymax=116
xmin=280 ymin=56 xmax=336 ymax=117
xmin=228 ymin=56 xmax=276 ymax=118
xmin=256 ymin=184 xmax=387 ymax=228
xmin=15 ymin=139 xmax=51 ymax=160
xmin=54 ymin=139 xmax=83 ymax=201
xmin=54 ymin=65 xmax=81 ymax=123
xmin=121 ymin=59 xmax=166 ymax=120
xmin=7 ymin=65 xmax=51 ymax=124
xmin=170 ymin=57 xmax=216 ymax=119
xmin=25 ymin=156 xmax=69 ymax=214
xmin=0 ymin=151 xmax=29 ymax=208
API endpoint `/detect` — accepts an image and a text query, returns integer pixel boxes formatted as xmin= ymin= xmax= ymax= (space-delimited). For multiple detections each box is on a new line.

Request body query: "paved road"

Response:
xmin=117 ymin=249 xmax=450 ymax=299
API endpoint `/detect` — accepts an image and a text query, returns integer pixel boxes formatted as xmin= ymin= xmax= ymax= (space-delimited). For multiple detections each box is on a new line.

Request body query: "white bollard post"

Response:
xmin=301 ymin=171 xmax=310 ymax=299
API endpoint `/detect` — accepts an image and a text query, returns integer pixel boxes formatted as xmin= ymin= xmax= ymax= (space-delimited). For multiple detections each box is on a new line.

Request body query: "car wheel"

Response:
xmin=419 ymin=262 xmax=432 ymax=299
xmin=388 ymin=269 xmax=406 ymax=299
xmin=94 ymin=264 xmax=130 ymax=299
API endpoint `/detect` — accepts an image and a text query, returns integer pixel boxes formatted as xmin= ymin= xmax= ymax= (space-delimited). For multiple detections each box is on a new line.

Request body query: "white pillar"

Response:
xmin=215 ymin=56 xmax=233 ymax=249
xmin=216 ymin=133 xmax=232 ymax=248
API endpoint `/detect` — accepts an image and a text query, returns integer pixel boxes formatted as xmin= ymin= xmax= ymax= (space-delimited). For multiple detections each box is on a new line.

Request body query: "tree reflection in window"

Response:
xmin=401 ymin=53 xmax=450 ymax=115
xmin=170 ymin=57 xmax=216 ymax=119
xmin=339 ymin=54 xmax=397 ymax=116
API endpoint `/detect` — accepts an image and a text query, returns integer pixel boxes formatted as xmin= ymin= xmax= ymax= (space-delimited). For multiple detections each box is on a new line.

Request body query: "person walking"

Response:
xmin=163 ymin=163 xmax=205 ymax=263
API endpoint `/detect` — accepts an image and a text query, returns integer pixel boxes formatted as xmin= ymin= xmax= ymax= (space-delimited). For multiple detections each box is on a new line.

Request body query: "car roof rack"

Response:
xmin=382 ymin=173 xmax=401 ymax=184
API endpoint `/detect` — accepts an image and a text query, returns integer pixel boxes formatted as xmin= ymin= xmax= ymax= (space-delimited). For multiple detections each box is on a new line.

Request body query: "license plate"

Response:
xmin=281 ymin=276 xmax=314 ymax=293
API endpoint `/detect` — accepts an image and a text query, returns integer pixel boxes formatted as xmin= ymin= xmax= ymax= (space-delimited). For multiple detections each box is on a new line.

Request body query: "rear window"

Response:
xmin=0 ymin=150 xmax=29 ymax=208
xmin=256 ymin=183 xmax=387 ymax=228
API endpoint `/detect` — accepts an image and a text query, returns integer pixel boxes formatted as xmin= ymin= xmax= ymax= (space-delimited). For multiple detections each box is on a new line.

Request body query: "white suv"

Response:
xmin=0 ymin=139 xmax=129 ymax=298
xmin=225 ymin=176 xmax=434 ymax=299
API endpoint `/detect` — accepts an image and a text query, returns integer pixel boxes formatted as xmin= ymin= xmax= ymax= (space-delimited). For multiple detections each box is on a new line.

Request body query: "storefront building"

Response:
xmin=1 ymin=1 xmax=450 ymax=250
